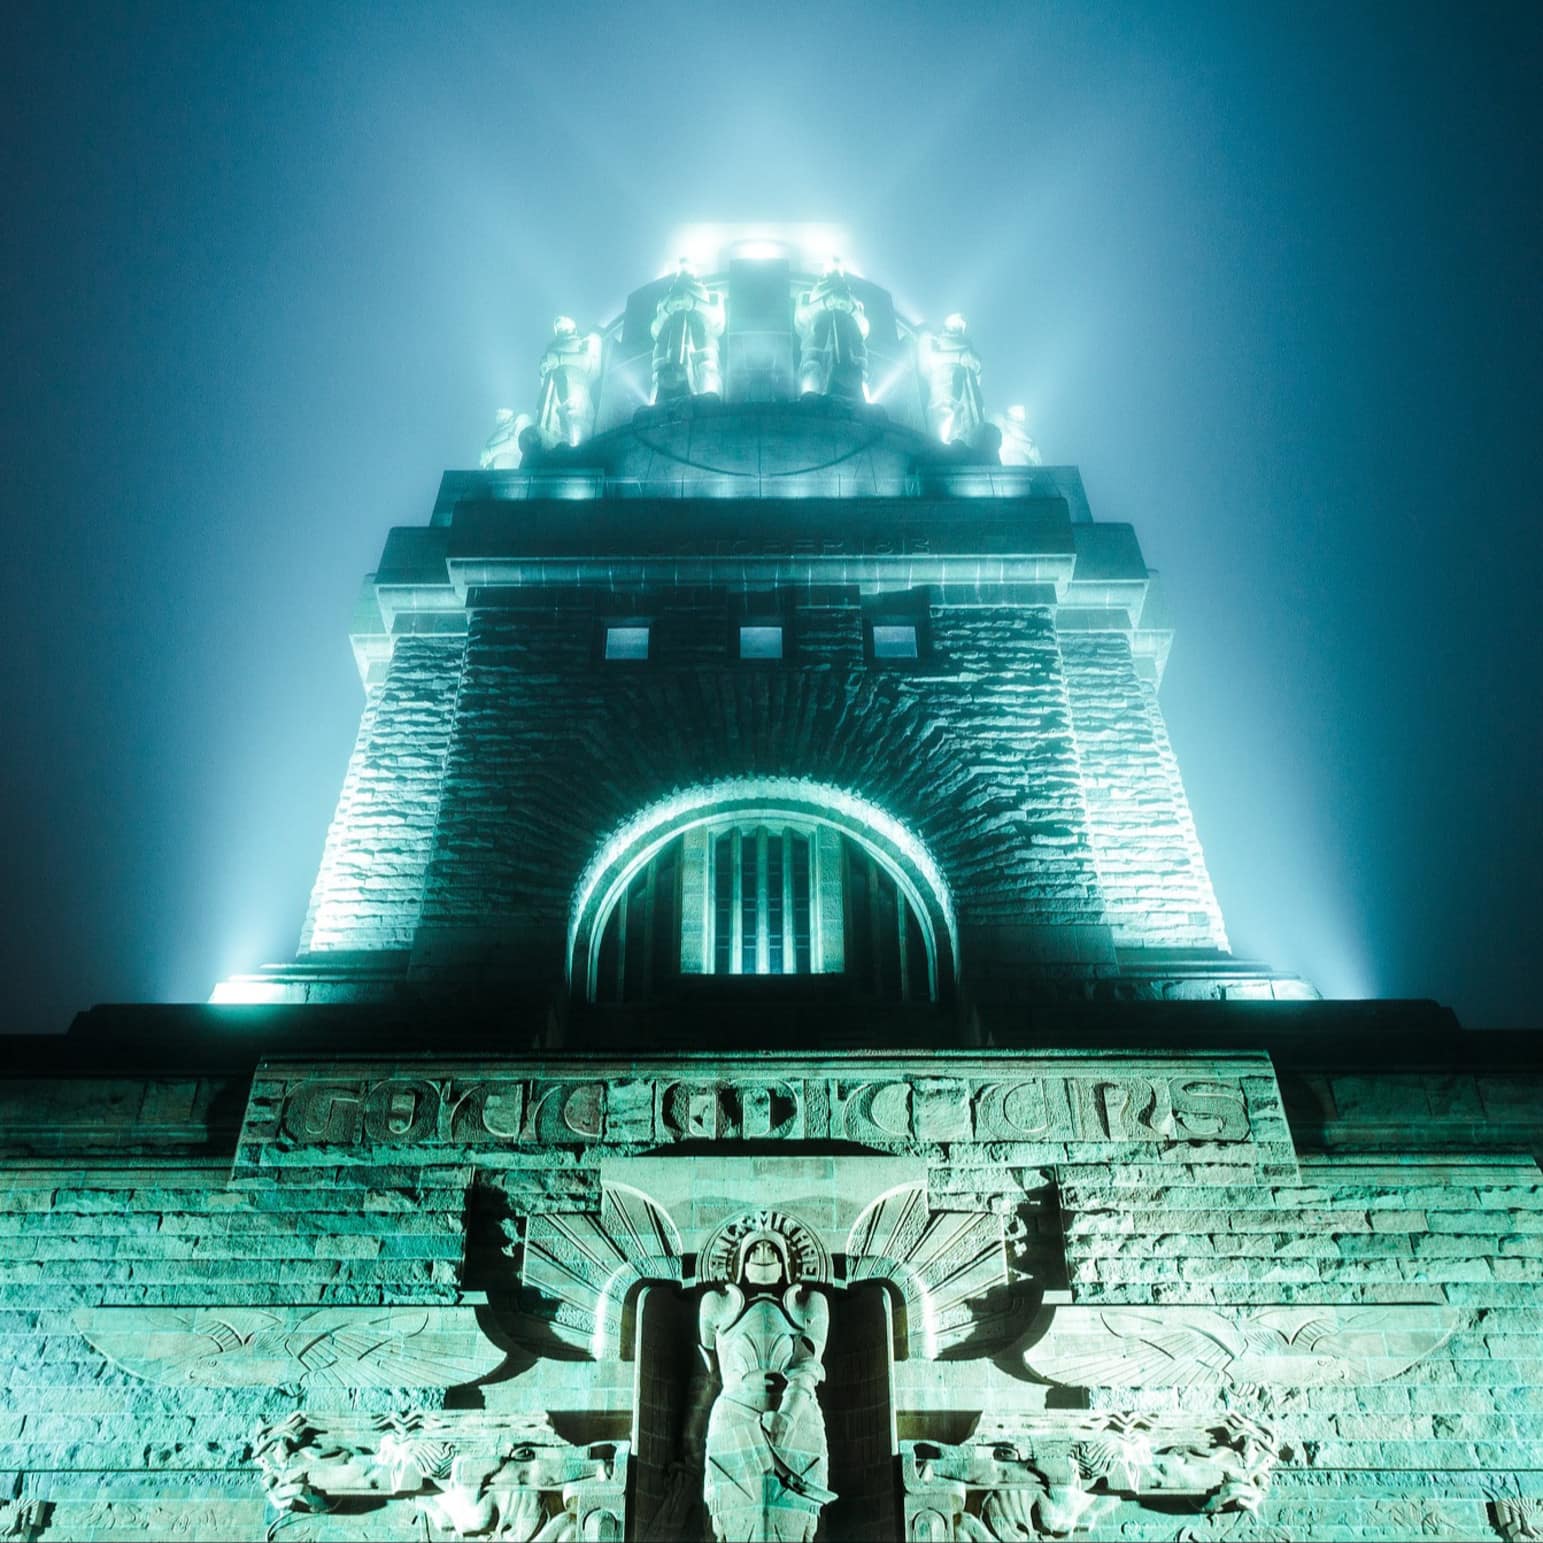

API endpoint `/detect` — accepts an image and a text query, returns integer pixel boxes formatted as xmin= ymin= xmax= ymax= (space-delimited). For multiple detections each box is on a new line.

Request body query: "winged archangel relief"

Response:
xmin=1021 ymin=1303 xmax=1459 ymax=1389
xmin=72 ymin=1305 xmax=507 ymax=1388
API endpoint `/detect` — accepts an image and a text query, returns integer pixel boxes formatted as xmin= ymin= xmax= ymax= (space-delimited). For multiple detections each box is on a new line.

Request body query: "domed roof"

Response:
xmin=479 ymin=234 xmax=1043 ymax=491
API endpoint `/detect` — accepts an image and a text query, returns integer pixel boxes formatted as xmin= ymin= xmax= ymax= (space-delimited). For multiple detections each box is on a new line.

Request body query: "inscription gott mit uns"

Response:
xmin=266 ymin=1072 xmax=1252 ymax=1151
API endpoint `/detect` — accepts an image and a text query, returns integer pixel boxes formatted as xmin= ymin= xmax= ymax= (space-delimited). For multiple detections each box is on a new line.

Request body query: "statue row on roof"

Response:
xmin=480 ymin=259 xmax=1040 ymax=468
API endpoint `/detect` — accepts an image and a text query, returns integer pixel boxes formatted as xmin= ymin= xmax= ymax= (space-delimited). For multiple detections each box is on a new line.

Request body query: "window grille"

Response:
xmin=592 ymin=818 xmax=932 ymax=1004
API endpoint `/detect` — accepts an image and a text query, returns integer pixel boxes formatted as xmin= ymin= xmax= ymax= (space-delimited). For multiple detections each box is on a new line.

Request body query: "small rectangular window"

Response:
xmin=739 ymin=624 xmax=784 ymax=660
xmin=604 ymin=625 xmax=651 ymax=660
xmin=871 ymin=623 xmax=918 ymax=659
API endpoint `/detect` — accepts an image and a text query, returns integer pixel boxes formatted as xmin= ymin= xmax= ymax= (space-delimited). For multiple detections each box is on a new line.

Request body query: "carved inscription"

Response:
xmin=265 ymin=1069 xmax=1252 ymax=1152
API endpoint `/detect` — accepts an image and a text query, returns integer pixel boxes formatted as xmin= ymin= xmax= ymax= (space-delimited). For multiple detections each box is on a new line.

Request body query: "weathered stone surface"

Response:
xmin=7 ymin=251 xmax=1540 ymax=1541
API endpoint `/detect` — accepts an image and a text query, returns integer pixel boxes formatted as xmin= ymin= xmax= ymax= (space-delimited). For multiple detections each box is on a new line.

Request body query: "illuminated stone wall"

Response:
xmin=296 ymin=570 xmax=1230 ymax=988
xmin=301 ymin=635 xmax=465 ymax=952
xmin=1061 ymin=631 xmax=1229 ymax=951
xmin=0 ymin=1033 xmax=1539 ymax=1540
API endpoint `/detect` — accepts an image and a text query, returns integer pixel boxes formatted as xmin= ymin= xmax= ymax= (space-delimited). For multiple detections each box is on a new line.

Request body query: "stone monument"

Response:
xmin=1 ymin=232 xmax=1539 ymax=1542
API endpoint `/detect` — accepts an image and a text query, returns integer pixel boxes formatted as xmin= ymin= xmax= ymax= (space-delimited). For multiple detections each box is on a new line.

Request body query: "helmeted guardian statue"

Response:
xmin=536 ymin=316 xmax=602 ymax=448
xmin=693 ymin=1228 xmax=834 ymax=1542
xmin=920 ymin=312 xmax=985 ymax=444
xmin=794 ymin=258 xmax=870 ymax=401
xmin=651 ymin=259 xmax=727 ymax=401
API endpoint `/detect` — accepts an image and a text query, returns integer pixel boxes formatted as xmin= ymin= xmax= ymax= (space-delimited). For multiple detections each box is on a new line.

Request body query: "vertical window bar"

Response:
xmin=756 ymin=827 xmax=771 ymax=975
xmin=780 ymin=831 xmax=795 ymax=975
xmin=680 ymin=828 xmax=710 ymax=975
xmin=895 ymin=882 xmax=911 ymax=1003
xmin=641 ymin=858 xmax=657 ymax=999
xmin=740 ymin=829 xmax=756 ymax=975
xmin=793 ymin=833 xmax=812 ymax=973
xmin=814 ymin=826 xmax=845 ymax=973
xmin=714 ymin=833 xmax=734 ymax=975
xmin=868 ymin=857 xmax=885 ymax=999
xmin=730 ymin=829 xmax=745 ymax=974
xmin=766 ymin=831 xmax=785 ymax=975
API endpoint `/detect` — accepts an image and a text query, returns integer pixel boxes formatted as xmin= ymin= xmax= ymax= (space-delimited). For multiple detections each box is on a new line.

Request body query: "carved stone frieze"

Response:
xmin=252 ymin=1409 xmax=625 ymax=1541
xmin=242 ymin=1057 xmax=1271 ymax=1170
xmin=520 ymin=1160 xmax=1014 ymax=1360
xmin=74 ymin=1305 xmax=506 ymax=1389
xmin=901 ymin=1411 xmax=1280 ymax=1540
xmin=1022 ymin=1304 xmax=1460 ymax=1389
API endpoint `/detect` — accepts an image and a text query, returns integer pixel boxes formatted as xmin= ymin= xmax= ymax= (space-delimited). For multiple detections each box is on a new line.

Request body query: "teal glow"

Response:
xmin=569 ymin=777 xmax=959 ymax=998
xmin=604 ymin=626 xmax=650 ymax=660
xmin=871 ymin=624 xmax=918 ymax=659
xmin=739 ymin=625 xmax=783 ymax=659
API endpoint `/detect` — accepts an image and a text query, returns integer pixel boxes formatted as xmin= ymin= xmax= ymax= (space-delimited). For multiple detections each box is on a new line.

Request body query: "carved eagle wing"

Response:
xmin=1022 ymin=1305 xmax=1457 ymax=1388
xmin=75 ymin=1306 xmax=507 ymax=1388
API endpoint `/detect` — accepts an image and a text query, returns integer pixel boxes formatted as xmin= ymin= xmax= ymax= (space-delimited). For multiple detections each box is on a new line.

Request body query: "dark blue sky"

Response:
xmin=2 ymin=1 xmax=1538 ymax=1031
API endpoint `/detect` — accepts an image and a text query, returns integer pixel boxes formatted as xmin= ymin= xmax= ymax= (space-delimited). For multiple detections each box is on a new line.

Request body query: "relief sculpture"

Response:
xmin=74 ymin=1305 xmax=505 ymax=1389
xmin=691 ymin=1222 xmax=836 ymax=1543
xmin=1022 ymin=1304 xmax=1460 ymax=1389
xmin=902 ymin=1411 xmax=1280 ymax=1541
xmin=252 ymin=1410 xmax=625 ymax=1541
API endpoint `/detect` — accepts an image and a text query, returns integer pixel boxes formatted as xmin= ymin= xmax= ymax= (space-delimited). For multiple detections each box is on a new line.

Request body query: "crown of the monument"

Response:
xmin=479 ymin=230 xmax=1041 ymax=498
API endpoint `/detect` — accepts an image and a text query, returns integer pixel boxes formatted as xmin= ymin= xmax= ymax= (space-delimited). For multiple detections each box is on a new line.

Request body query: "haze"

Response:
xmin=1 ymin=1 xmax=1538 ymax=1031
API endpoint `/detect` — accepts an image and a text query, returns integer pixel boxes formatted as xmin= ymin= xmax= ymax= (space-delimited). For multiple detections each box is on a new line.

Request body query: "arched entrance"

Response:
xmin=568 ymin=780 xmax=958 ymax=1003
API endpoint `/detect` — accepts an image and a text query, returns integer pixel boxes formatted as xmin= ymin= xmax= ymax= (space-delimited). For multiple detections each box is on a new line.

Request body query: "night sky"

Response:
xmin=2 ymin=2 xmax=1539 ymax=1033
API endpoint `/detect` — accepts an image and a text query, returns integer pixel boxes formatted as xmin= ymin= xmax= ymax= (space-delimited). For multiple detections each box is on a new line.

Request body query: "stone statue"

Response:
xmin=536 ymin=316 xmax=602 ymax=448
xmin=920 ymin=313 xmax=985 ymax=445
xmin=992 ymin=404 xmax=1042 ymax=466
xmin=651 ymin=259 xmax=726 ymax=402
xmin=794 ymin=259 xmax=870 ymax=401
xmin=693 ymin=1227 xmax=835 ymax=1542
xmin=480 ymin=408 xmax=534 ymax=469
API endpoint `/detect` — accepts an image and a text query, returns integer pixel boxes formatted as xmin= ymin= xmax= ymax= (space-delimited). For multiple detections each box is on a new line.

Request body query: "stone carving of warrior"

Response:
xmin=536 ymin=316 xmax=602 ymax=448
xmin=920 ymin=313 xmax=985 ymax=445
xmin=992 ymin=404 xmax=1042 ymax=466
xmin=651 ymin=259 xmax=726 ymax=402
xmin=480 ymin=407 xmax=534 ymax=469
xmin=693 ymin=1229 xmax=835 ymax=1542
xmin=794 ymin=258 xmax=870 ymax=401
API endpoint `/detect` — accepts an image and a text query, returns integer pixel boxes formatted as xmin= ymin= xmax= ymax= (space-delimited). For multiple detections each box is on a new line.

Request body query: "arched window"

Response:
xmin=571 ymin=782 xmax=956 ymax=1005
xmin=593 ymin=818 xmax=933 ymax=1003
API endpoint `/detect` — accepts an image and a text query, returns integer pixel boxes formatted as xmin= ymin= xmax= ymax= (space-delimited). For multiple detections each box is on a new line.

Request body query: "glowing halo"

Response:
xmin=567 ymin=777 xmax=959 ymax=999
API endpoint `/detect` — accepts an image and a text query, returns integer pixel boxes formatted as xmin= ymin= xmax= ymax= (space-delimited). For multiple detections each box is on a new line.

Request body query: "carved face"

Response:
xmin=741 ymin=1238 xmax=786 ymax=1288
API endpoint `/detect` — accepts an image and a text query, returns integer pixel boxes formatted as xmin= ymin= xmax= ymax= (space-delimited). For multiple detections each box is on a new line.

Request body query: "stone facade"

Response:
xmin=5 ymin=244 xmax=1537 ymax=1539
xmin=1 ymin=1023 xmax=1539 ymax=1540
